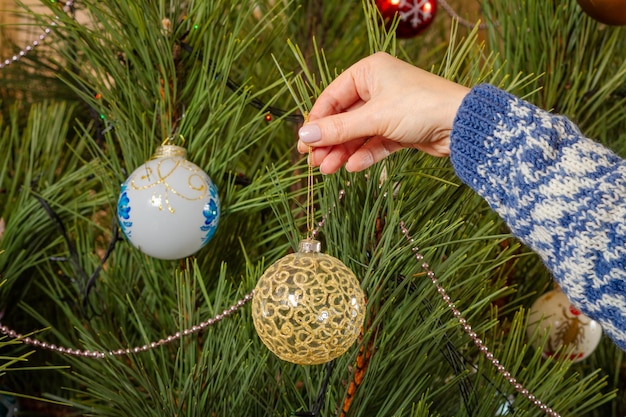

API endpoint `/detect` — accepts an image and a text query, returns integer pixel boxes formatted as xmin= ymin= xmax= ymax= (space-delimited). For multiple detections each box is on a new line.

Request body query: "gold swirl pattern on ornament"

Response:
xmin=252 ymin=252 xmax=365 ymax=365
xmin=130 ymin=158 xmax=208 ymax=213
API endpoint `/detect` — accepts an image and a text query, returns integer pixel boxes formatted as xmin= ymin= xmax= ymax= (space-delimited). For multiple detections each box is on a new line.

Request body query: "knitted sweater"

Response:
xmin=450 ymin=84 xmax=626 ymax=351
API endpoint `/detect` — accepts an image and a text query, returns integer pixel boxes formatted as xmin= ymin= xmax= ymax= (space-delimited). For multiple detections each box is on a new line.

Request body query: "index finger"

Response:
xmin=308 ymin=61 xmax=372 ymax=121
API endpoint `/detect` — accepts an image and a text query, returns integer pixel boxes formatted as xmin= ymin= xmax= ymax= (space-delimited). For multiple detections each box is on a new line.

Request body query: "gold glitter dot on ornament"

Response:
xmin=252 ymin=239 xmax=366 ymax=365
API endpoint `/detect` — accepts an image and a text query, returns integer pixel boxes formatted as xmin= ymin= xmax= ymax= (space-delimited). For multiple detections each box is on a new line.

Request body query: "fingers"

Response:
xmin=298 ymin=102 xmax=385 ymax=150
xmin=297 ymin=55 xmax=380 ymax=152
xmin=306 ymin=56 xmax=374 ymax=120
xmin=307 ymin=140 xmax=367 ymax=174
xmin=298 ymin=54 xmax=419 ymax=150
xmin=306 ymin=137 xmax=404 ymax=175
xmin=345 ymin=138 xmax=404 ymax=172
xmin=296 ymin=100 xmax=366 ymax=153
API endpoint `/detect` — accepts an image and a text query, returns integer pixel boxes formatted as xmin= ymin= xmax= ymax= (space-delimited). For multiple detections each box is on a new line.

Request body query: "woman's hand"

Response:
xmin=297 ymin=52 xmax=470 ymax=174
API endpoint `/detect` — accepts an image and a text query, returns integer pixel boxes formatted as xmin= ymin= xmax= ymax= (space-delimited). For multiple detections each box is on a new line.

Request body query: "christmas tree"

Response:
xmin=1 ymin=0 xmax=625 ymax=416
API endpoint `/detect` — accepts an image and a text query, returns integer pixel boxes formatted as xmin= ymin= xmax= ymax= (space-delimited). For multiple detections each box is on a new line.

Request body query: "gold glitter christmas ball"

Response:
xmin=252 ymin=239 xmax=366 ymax=365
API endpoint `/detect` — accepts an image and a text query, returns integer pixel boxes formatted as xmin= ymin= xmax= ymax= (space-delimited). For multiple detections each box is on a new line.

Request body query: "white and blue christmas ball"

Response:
xmin=117 ymin=145 xmax=220 ymax=260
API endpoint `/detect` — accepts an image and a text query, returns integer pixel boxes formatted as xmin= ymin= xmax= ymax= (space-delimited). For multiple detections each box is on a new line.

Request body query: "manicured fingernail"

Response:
xmin=298 ymin=124 xmax=321 ymax=143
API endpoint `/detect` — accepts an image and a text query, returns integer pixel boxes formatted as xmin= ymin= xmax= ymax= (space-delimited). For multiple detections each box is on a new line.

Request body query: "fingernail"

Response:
xmin=298 ymin=124 xmax=321 ymax=143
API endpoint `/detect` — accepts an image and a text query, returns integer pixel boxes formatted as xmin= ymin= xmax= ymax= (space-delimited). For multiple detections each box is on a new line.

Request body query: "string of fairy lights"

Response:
xmin=0 ymin=1 xmax=561 ymax=416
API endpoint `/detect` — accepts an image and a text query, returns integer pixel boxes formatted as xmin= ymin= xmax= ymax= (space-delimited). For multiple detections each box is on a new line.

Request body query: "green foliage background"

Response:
xmin=0 ymin=0 xmax=625 ymax=415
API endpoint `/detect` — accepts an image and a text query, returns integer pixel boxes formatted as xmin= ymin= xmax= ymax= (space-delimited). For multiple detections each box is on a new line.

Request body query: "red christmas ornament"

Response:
xmin=376 ymin=0 xmax=437 ymax=38
xmin=576 ymin=0 xmax=626 ymax=26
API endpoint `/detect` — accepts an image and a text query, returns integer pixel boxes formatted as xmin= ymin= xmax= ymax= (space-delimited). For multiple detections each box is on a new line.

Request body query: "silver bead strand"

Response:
xmin=400 ymin=222 xmax=560 ymax=417
xmin=0 ymin=291 xmax=253 ymax=358
xmin=0 ymin=177 xmax=559 ymax=417
xmin=0 ymin=1 xmax=74 ymax=69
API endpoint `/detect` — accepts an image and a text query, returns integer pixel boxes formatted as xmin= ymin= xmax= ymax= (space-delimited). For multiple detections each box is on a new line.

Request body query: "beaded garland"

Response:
xmin=0 ymin=293 xmax=253 ymax=359
xmin=0 ymin=1 xmax=74 ymax=69
xmin=400 ymin=223 xmax=559 ymax=417
xmin=0 ymin=184 xmax=560 ymax=417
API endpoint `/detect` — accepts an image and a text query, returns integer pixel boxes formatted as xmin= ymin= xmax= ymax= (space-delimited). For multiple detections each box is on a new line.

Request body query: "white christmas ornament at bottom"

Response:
xmin=526 ymin=288 xmax=602 ymax=362
xmin=117 ymin=145 xmax=220 ymax=260
xmin=252 ymin=239 xmax=366 ymax=365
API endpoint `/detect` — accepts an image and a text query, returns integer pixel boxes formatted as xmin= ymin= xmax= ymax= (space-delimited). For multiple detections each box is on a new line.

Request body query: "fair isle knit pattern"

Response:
xmin=450 ymin=84 xmax=626 ymax=351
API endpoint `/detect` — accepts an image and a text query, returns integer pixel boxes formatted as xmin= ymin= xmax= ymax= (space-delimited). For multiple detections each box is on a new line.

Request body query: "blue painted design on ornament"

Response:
xmin=200 ymin=183 xmax=220 ymax=245
xmin=117 ymin=182 xmax=133 ymax=238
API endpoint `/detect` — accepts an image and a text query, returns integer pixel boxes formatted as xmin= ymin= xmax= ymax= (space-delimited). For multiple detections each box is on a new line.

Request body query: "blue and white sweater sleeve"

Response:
xmin=450 ymin=84 xmax=626 ymax=351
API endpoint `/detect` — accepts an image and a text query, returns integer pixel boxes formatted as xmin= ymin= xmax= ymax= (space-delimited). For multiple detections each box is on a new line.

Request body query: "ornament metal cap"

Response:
xmin=152 ymin=144 xmax=187 ymax=159
xmin=298 ymin=238 xmax=321 ymax=253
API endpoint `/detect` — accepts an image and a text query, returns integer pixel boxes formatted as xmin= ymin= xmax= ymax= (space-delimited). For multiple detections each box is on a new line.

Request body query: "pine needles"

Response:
xmin=0 ymin=0 xmax=623 ymax=415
